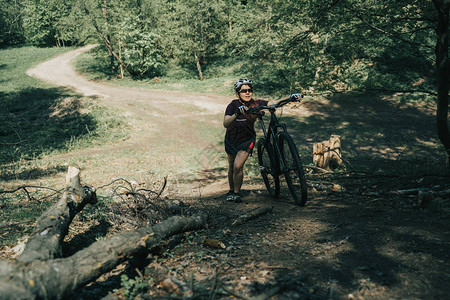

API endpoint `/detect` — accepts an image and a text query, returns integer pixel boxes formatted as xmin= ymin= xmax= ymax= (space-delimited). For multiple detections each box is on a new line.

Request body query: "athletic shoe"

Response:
xmin=226 ymin=191 xmax=234 ymax=202
xmin=233 ymin=193 xmax=243 ymax=203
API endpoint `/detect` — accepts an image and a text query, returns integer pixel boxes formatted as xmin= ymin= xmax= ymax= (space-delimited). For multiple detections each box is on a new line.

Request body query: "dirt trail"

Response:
xmin=26 ymin=46 xmax=450 ymax=300
xmin=27 ymin=44 xmax=228 ymax=132
xmin=27 ymin=45 xmax=228 ymax=115
xmin=27 ymin=45 xmax=231 ymax=188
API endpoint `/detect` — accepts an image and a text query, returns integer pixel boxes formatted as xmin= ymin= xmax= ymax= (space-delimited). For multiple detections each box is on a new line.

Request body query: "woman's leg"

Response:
xmin=232 ymin=150 xmax=250 ymax=194
xmin=227 ymin=154 xmax=236 ymax=192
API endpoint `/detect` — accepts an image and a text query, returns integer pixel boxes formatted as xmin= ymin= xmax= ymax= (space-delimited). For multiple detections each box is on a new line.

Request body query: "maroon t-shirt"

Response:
xmin=224 ymin=99 xmax=269 ymax=145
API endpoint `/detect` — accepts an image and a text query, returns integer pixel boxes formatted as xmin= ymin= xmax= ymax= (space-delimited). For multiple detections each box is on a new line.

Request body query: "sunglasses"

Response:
xmin=239 ymin=89 xmax=253 ymax=94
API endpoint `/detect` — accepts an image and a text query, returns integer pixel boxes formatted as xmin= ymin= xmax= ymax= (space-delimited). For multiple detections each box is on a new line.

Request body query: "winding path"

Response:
xmin=27 ymin=45 xmax=231 ymax=192
xmin=27 ymin=45 xmax=228 ymax=115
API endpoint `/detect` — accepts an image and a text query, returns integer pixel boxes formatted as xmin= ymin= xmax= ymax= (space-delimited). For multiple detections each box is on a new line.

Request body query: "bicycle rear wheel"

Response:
xmin=257 ymin=137 xmax=280 ymax=198
xmin=278 ymin=132 xmax=307 ymax=206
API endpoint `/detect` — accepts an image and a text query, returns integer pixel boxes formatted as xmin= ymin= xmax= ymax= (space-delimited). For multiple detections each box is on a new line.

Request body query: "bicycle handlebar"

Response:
xmin=247 ymin=94 xmax=303 ymax=114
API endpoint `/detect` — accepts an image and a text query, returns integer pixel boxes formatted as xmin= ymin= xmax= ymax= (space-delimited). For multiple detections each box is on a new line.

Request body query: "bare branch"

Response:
xmin=0 ymin=127 xmax=29 ymax=146
xmin=0 ymin=186 xmax=62 ymax=195
xmin=360 ymin=88 xmax=438 ymax=96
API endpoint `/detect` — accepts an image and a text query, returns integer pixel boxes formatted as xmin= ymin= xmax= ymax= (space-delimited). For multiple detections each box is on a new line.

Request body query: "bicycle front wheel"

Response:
xmin=257 ymin=137 xmax=280 ymax=198
xmin=279 ymin=132 xmax=308 ymax=206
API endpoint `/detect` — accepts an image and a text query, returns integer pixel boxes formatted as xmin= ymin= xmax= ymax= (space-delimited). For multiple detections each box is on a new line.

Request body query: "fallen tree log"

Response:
xmin=0 ymin=214 xmax=205 ymax=299
xmin=18 ymin=166 xmax=97 ymax=263
xmin=0 ymin=166 xmax=206 ymax=300
xmin=232 ymin=206 xmax=273 ymax=226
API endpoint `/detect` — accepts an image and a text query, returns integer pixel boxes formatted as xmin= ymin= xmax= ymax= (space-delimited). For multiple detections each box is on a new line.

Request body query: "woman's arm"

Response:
xmin=223 ymin=114 xmax=236 ymax=128
xmin=223 ymin=105 xmax=247 ymax=128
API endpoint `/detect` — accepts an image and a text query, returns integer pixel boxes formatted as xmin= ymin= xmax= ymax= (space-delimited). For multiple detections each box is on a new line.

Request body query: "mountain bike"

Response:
xmin=248 ymin=95 xmax=308 ymax=206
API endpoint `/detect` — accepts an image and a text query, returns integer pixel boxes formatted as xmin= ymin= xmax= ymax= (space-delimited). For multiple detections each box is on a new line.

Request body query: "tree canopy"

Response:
xmin=0 ymin=0 xmax=442 ymax=91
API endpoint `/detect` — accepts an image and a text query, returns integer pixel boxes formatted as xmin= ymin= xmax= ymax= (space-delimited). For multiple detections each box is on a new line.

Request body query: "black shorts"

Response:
xmin=225 ymin=138 xmax=255 ymax=156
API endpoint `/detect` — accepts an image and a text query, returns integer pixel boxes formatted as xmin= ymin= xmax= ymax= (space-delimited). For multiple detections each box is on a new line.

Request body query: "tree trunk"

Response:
xmin=433 ymin=0 xmax=450 ymax=165
xmin=0 ymin=215 xmax=205 ymax=300
xmin=102 ymin=0 xmax=115 ymax=73
xmin=17 ymin=167 xmax=97 ymax=263
xmin=194 ymin=51 xmax=204 ymax=81
xmin=119 ymin=38 xmax=124 ymax=78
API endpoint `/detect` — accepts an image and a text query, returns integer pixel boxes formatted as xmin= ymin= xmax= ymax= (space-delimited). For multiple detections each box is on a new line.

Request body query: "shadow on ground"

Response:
xmin=171 ymin=171 xmax=450 ymax=299
xmin=283 ymin=93 xmax=441 ymax=168
xmin=144 ymin=92 xmax=449 ymax=298
xmin=0 ymin=87 xmax=98 ymax=181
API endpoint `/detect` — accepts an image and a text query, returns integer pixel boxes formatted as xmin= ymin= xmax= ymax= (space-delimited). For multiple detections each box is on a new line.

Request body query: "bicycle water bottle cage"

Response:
xmin=257 ymin=111 xmax=265 ymax=118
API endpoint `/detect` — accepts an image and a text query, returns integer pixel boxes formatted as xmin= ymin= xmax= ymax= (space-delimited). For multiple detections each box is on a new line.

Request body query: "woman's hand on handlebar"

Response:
xmin=234 ymin=105 xmax=248 ymax=117
xmin=289 ymin=93 xmax=303 ymax=101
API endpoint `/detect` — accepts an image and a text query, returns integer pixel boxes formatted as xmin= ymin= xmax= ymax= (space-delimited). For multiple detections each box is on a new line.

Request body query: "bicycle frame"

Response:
xmin=250 ymin=96 xmax=308 ymax=205
xmin=257 ymin=108 xmax=289 ymax=175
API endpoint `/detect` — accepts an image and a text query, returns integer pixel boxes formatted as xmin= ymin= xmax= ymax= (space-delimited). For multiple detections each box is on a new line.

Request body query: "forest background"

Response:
xmin=2 ymin=0 xmax=449 ymax=158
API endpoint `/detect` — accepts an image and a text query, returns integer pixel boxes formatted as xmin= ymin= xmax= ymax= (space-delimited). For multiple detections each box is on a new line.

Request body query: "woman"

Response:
xmin=223 ymin=78 xmax=274 ymax=203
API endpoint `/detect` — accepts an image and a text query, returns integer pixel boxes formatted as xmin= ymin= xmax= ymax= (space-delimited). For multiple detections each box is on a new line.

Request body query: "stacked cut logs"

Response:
xmin=313 ymin=135 xmax=342 ymax=170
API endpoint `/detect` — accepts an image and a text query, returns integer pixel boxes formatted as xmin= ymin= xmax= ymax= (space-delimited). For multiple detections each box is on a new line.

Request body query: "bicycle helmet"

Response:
xmin=234 ymin=78 xmax=253 ymax=93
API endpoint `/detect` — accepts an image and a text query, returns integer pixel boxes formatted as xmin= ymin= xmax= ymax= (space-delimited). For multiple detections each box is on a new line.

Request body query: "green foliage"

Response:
xmin=310 ymin=0 xmax=437 ymax=93
xmin=79 ymin=0 xmax=169 ymax=77
xmin=0 ymin=0 xmax=25 ymax=46
xmin=0 ymin=0 xmax=443 ymax=97
xmin=119 ymin=274 xmax=152 ymax=300
xmin=164 ymin=0 xmax=228 ymax=67
xmin=22 ymin=0 xmax=76 ymax=46
xmin=115 ymin=16 xmax=166 ymax=77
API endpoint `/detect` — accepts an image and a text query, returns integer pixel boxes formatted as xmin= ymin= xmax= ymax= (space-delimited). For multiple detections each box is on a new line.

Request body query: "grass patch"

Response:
xmin=0 ymin=46 xmax=130 ymax=174
xmin=0 ymin=189 xmax=55 ymax=247
xmin=0 ymin=46 xmax=70 ymax=93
